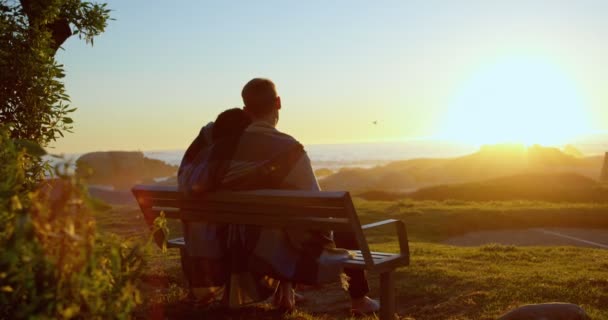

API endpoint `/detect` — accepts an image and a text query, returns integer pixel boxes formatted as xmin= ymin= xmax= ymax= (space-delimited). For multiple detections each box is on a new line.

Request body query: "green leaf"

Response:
xmin=14 ymin=139 xmax=47 ymax=157
xmin=63 ymin=117 xmax=73 ymax=124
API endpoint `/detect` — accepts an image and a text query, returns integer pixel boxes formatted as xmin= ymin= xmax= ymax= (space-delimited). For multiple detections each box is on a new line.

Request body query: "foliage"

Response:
xmin=0 ymin=129 xmax=145 ymax=319
xmin=152 ymin=211 xmax=169 ymax=253
xmin=0 ymin=0 xmax=110 ymax=180
xmin=0 ymin=2 xmax=146 ymax=318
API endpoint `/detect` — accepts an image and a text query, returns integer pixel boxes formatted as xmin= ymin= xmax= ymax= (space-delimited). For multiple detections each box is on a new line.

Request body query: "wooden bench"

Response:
xmin=132 ymin=185 xmax=410 ymax=320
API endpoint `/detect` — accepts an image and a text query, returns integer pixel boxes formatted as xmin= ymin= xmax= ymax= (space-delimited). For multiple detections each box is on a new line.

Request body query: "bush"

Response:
xmin=0 ymin=130 xmax=145 ymax=319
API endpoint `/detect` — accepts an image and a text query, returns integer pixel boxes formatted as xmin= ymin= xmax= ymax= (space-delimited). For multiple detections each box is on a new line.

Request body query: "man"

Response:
xmin=179 ymin=78 xmax=379 ymax=314
xmin=235 ymin=78 xmax=379 ymax=313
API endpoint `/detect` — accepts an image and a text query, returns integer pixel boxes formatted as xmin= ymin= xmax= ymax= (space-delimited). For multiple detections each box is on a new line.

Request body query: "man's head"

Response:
xmin=241 ymin=78 xmax=281 ymax=124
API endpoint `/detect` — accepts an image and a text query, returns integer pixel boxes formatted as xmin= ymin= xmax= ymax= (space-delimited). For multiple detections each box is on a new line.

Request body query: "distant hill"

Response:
xmin=320 ymin=144 xmax=604 ymax=192
xmin=76 ymin=151 xmax=177 ymax=190
xmin=407 ymin=172 xmax=608 ymax=202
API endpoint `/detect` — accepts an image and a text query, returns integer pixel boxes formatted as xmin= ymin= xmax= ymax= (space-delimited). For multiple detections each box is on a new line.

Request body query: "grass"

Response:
xmin=94 ymin=199 xmax=608 ymax=319
xmin=355 ymin=199 xmax=608 ymax=242
xmin=376 ymin=242 xmax=608 ymax=319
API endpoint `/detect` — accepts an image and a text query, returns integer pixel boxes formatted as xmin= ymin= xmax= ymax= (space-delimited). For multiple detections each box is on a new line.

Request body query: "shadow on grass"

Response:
xmin=391 ymin=266 xmax=490 ymax=320
xmin=139 ymin=303 xmax=293 ymax=320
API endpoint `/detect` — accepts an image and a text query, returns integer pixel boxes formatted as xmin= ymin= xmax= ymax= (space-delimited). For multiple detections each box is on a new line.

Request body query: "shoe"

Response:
xmin=351 ymin=296 xmax=380 ymax=316
xmin=273 ymin=282 xmax=295 ymax=312
xmin=294 ymin=292 xmax=307 ymax=303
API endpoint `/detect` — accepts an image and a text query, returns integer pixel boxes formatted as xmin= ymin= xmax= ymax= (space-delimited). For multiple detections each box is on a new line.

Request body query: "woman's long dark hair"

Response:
xmin=207 ymin=108 xmax=252 ymax=190
xmin=211 ymin=108 xmax=253 ymax=141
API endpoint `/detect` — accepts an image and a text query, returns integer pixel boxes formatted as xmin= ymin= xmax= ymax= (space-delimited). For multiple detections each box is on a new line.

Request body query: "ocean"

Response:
xmin=144 ymin=140 xmax=477 ymax=170
xmin=48 ymin=136 xmax=608 ymax=172
xmin=144 ymin=138 xmax=608 ymax=170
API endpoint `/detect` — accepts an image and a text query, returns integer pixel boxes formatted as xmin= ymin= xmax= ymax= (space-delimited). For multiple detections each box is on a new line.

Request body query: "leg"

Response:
xmin=379 ymin=271 xmax=395 ymax=320
xmin=333 ymin=231 xmax=369 ymax=298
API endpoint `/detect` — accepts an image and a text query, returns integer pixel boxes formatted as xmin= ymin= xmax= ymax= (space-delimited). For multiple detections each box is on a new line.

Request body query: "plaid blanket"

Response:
xmin=178 ymin=121 xmax=350 ymax=307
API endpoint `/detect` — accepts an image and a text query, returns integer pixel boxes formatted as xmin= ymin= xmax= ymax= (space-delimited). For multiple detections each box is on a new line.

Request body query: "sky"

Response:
xmin=53 ymin=0 xmax=608 ymax=153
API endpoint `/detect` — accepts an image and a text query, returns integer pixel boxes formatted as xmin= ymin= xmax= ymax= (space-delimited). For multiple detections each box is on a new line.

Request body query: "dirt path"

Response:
xmin=443 ymin=228 xmax=608 ymax=248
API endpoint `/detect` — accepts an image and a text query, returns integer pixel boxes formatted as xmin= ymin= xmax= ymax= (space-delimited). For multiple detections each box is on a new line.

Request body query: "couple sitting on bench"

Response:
xmin=177 ymin=78 xmax=380 ymax=314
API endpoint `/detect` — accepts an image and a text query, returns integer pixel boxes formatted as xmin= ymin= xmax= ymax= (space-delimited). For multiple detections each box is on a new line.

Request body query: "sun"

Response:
xmin=438 ymin=56 xmax=590 ymax=147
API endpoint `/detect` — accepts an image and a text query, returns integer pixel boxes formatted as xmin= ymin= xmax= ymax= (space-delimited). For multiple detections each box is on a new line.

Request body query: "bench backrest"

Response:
xmin=131 ymin=185 xmax=375 ymax=266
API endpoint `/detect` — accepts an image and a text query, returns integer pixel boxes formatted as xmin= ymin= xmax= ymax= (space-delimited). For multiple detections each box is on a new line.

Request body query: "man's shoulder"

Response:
xmin=273 ymin=129 xmax=302 ymax=145
xmin=245 ymin=122 xmax=302 ymax=145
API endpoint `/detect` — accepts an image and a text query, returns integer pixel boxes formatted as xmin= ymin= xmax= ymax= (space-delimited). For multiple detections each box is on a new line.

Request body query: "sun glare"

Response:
xmin=439 ymin=56 xmax=590 ymax=147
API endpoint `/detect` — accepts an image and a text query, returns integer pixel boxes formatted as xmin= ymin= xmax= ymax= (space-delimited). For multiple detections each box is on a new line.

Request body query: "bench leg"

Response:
xmin=379 ymin=270 xmax=395 ymax=320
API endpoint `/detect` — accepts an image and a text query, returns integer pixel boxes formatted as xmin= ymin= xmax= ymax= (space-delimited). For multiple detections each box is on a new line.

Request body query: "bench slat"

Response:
xmin=147 ymin=209 xmax=352 ymax=230
xmin=148 ymin=199 xmax=347 ymax=218
xmin=353 ymin=251 xmax=394 ymax=257
xmin=207 ymin=190 xmax=347 ymax=207
xmin=350 ymin=253 xmax=396 ymax=260
xmin=165 ymin=238 xmax=408 ymax=271
xmin=133 ymin=185 xmax=347 ymax=208
xmin=167 ymin=238 xmax=185 ymax=248
xmin=344 ymin=253 xmax=409 ymax=271
xmin=178 ymin=211 xmax=352 ymax=231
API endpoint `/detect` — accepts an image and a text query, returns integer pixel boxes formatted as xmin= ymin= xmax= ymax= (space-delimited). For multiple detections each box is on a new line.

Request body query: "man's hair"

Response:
xmin=241 ymin=78 xmax=278 ymax=117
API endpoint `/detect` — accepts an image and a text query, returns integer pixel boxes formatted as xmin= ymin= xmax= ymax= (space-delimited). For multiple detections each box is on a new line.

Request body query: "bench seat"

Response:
xmin=167 ymin=236 xmax=407 ymax=272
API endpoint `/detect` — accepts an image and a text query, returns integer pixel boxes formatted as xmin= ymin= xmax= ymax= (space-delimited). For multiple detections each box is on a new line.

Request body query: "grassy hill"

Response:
xmin=320 ymin=144 xmax=604 ymax=193
xmin=407 ymin=172 xmax=608 ymax=202
xmin=76 ymin=151 xmax=178 ymax=190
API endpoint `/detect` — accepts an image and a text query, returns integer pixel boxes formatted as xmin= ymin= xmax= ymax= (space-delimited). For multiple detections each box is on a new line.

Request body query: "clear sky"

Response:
xmin=53 ymin=0 xmax=608 ymax=153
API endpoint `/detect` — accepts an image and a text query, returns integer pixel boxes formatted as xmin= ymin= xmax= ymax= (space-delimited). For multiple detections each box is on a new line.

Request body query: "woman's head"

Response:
xmin=212 ymin=108 xmax=252 ymax=141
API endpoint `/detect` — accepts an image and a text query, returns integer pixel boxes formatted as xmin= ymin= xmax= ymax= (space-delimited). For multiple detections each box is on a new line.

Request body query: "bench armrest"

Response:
xmin=361 ymin=219 xmax=400 ymax=230
xmin=361 ymin=219 xmax=409 ymax=264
